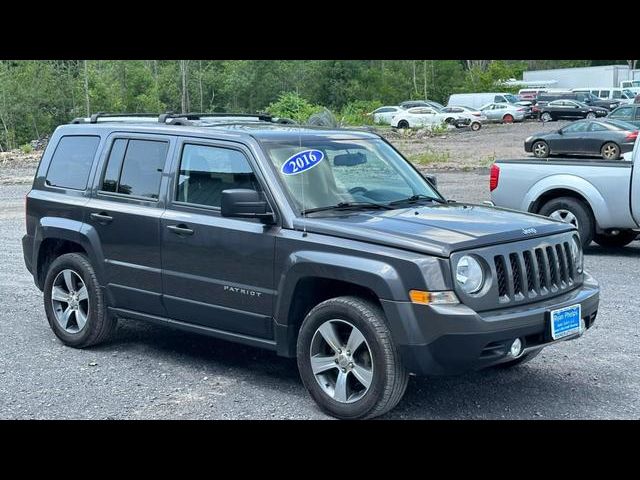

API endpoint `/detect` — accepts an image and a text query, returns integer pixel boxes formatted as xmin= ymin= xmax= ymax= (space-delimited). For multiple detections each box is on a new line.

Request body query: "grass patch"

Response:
xmin=409 ymin=149 xmax=450 ymax=165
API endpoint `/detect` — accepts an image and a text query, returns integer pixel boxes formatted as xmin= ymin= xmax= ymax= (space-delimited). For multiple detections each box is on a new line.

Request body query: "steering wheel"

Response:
xmin=349 ymin=187 xmax=368 ymax=195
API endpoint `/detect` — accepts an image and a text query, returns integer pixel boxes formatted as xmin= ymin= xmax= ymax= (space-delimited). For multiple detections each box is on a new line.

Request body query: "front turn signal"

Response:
xmin=409 ymin=290 xmax=459 ymax=305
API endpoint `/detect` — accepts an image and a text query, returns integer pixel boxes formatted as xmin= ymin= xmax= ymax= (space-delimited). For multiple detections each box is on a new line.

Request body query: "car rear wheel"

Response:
xmin=601 ymin=142 xmax=620 ymax=160
xmin=297 ymin=296 xmax=409 ymax=420
xmin=43 ymin=253 xmax=117 ymax=348
xmin=594 ymin=230 xmax=638 ymax=248
xmin=470 ymin=121 xmax=481 ymax=131
xmin=397 ymin=120 xmax=409 ymax=129
xmin=586 ymin=112 xmax=596 ymax=119
xmin=538 ymin=197 xmax=594 ymax=248
xmin=540 ymin=112 xmax=553 ymax=122
xmin=503 ymin=114 xmax=514 ymax=124
xmin=532 ymin=140 xmax=549 ymax=158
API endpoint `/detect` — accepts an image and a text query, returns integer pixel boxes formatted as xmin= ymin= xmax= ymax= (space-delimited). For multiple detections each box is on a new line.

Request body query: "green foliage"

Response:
xmin=409 ymin=149 xmax=451 ymax=165
xmin=265 ymin=92 xmax=324 ymax=122
xmin=462 ymin=60 xmax=528 ymax=93
xmin=339 ymin=100 xmax=383 ymax=125
xmin=20 ymin=143 xmax=33 ymax=154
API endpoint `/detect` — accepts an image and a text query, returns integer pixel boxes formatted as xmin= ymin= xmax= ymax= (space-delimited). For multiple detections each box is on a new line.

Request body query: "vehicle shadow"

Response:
xmin=585 ymin=241 xmax=640 ymax=257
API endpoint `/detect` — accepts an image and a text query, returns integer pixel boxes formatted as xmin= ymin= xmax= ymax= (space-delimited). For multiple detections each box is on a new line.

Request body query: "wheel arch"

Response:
xmin=526 ymin=183 xmax=601 ymax=228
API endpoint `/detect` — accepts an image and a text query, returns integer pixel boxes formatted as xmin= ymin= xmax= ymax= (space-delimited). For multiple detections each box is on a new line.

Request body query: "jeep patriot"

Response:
xmin=22 ymin=113 xmax=600 ymax=419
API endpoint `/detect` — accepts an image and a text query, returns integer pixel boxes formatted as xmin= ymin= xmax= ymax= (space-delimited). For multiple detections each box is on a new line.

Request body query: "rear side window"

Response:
xmin=100 ymin=138 xmax=168 ymax=199
xmin=611 ymin=106 xmax=633 ymax=118
xmin=635 ymin=108 xmax=640 ymax=120
xmin=46 ymin=136 xmax=100 ymax=190
xmin=176 ymin=144 xmax=258 ymax=208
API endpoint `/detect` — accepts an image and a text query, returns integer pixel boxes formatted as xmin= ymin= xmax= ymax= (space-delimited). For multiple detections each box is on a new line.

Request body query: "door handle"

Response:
xmin=90 ymin=212 xmax=113 ymax=224
xmin=167 ymin=224 xmax=194 ymax=236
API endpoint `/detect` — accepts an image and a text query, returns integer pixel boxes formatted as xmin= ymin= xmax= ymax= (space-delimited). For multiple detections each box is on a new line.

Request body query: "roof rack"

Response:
xmin=70 ymin=111 xmax=298 ymax=126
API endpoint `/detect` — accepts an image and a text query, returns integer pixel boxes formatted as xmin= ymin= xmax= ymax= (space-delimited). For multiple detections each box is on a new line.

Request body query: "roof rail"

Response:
xmin=70 ymin=112 xmax=163 ymax=124
xmin=158 ymin=112 xmax=275 ymax=124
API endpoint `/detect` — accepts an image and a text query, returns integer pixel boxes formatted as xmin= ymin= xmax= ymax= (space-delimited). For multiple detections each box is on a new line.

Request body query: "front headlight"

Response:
xmin=456 ymin=255 xmax=484 ymax=294
xmin=525 ymin=136 xmax=533 ymax=142
xmin=570 ymin=236 xmax=583 ymax=274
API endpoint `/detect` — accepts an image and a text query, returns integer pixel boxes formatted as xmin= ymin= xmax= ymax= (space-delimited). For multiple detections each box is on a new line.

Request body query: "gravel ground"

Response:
xmin=1 ymin=175 xmax=638 ymax=420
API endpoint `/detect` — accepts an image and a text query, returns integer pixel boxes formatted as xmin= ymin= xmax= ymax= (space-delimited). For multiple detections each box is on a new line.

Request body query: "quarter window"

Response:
xmin=45 ymin=136 xmax=100 ymax=190
xmin=176 ymin=144 xmax=258 ymax=208
xmin=101 ymin=138 xmax=168 ymax=199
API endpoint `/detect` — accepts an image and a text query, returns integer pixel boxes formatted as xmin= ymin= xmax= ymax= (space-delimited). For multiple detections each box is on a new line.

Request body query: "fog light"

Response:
xmin=510 ymin=338 xmax=523 ymax=357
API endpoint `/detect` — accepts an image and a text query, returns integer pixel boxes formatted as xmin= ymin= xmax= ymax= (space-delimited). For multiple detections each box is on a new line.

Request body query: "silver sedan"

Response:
xmin=479 ymin=103 xmax=526 ymax=123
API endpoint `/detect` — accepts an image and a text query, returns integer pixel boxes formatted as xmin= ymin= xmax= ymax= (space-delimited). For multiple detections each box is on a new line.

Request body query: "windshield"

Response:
xmin=504 ymin=94 xmax=520 ymax=103
xmin=261 ymin=138 xmax=441 ymax=215
xmin=623 ymin=89 xmax=635 ymax=99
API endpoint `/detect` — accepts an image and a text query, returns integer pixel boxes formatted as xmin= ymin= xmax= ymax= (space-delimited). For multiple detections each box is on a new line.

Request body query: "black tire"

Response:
xmin=397 ymin=120 xmax=409 ymax=129
xmin=593 ymin=230 xmax=638 ymax=248
xmin=494 ymin=350 xmax=541 ymax=369
xmin=43 ymin=253 xmax=117 ymax=348
xmin=470 ymin=121 xmax=481 ymax=131
xmin=445 ymin=117 xmax=455 ymax=124
xmin=297 ymin=296 xmax=409 ymax=420
xmin=601 ymin=142 xmax=620 ymax=160
xmin=538 ymin=196 xmax=594 ymax=248
xmin=532 ymin=140 xmax=549 ymax=158
xmin=540 ymin=112 xmax=553 ymax=122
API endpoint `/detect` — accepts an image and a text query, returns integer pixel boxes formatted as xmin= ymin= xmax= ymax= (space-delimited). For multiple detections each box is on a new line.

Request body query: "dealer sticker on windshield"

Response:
xmin=281 ymin=149 xmax=324 ymax=175
xmin=550 ymin=304 xmax=581 ymax=340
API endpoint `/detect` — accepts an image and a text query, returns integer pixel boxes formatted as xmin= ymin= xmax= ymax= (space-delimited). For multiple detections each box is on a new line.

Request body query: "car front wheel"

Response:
xmin=532 ymin=140 xmax=549 ymax=158
xmin=397 ymin=120 xmax=409 ymax=129
xmin=540 ymin=112 xmax=553 ymax=122
xmin=297 ymin=296 xmax=409 ymax=419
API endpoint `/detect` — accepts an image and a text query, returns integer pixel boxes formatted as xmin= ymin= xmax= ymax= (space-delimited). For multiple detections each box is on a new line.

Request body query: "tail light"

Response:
xmin=472 ymin=112 xmax=481 ymax=116
xmin=489 ymin=164 xmax=500 ymax=192
xmin=517 ymin=108 xmax=526 ymax=112
xmin=626 ymin=131 xmax=638 ymax=142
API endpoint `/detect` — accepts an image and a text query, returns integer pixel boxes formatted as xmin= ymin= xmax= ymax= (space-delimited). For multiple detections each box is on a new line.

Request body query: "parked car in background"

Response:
xmin=368 ymin=106 xmax=404 ymax=125
xmin=439 ymin=105 xmax=487 ymax=128
xmin=620 ymin=80 xmax=640 ymax=95
xmin=448 ymin=92 xmax=531 ymax=110
xmin=491 ymin=145 xmax=640 ymax=248
xmin=635 ymin=94 xmax=640 ymax=104
xmin=518 ymin=88 xmax=548 ymax=102
xmin=572 ymin=88 xmax=636 ymax=105
xmin=536 ymin=91 xmax=620 ymax=111
xmin=391 ymin=106 xmax=447 ymax=128
xmin=607 ymin=104 xmax=640 ymax=128
xmin=524 ymin=119 xmax=638 ymax=160
xmin=479 ymin=103 xmax=526 ymax=123
xmin=399 ymin=100 xmax=445 ymax=110
xmin=538 ymin=100 xmax=608 ymax=122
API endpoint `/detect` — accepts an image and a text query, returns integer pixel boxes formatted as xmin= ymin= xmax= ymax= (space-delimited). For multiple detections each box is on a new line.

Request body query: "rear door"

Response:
xmin=86 ymin=133 xmax=175 ymax=316
xmin=160 ymin=138 xmax=277 ymax=339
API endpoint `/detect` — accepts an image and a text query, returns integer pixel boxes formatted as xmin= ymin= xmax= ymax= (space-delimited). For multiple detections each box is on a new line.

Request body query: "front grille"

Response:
xmin=494 ymin=239 xmax=576 ymax=304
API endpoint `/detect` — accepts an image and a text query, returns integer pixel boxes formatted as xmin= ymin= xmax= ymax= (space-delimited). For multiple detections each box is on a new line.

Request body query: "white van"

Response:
xmin=447 ymin=92 xmax=527 ymax=110
xmin=572 ymin=87 xmax=636 ymax=104
xmin=620 ymin=80 xmax=640 ymax=95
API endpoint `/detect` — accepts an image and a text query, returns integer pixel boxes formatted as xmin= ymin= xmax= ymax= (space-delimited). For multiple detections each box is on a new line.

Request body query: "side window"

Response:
xmin=100 ymin=138 xmax=168 ymax=199
xmin=176 ymin=144 xmax=258 ymax=208
xmin=611 ymin=106 xmax=632 ymax=118
xmin=45 ymin=136 xmax=100 ymax=190
xmin=612 ymin=90 xmax=622 ymax=99
xmin=494 ymin=96 xmax=505 ymax=103
xmin=600 ymin=90 xmax=610 ymax=98
xmin=589 ymin=123 xmax=608 ymax=132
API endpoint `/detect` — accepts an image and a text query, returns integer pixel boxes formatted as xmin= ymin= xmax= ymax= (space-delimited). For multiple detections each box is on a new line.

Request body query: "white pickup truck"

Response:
xmin=490 ymin=144 xmax=640 ymax=248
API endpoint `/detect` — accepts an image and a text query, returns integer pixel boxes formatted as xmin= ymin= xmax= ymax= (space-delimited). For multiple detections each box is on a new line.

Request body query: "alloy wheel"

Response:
xmin=602 ymin=143 xmax=619 ymax=159
xmin=51 ymin=269 xmax=90 ymax=334
xmin=309 ymin=319 xmax=373 ymax=404
xmin=549 ymin=209 xmax=579 ymax=229
xmin=533 ymin=142 xmax=547 ymax=157
xmin=541 ymin=113 xmax=552 ymax=122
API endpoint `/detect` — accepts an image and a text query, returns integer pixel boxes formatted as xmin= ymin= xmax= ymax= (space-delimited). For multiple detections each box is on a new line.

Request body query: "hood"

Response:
xmin=295 ymin=203 xmax=574 ymax=257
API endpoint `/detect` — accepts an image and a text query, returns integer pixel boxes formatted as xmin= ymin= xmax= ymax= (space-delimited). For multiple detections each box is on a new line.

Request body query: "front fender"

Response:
xmin=523 ymin=174 xmax=608 ymax=225
xmin=274 ymin=250 xmax=406 ymax=327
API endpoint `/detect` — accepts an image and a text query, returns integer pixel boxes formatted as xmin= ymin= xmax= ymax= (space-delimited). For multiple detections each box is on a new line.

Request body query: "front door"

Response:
xmin=86 ymin=134 xmax=174 ymax=316
xmin=160 ymin=139 xmax=277 ymax=339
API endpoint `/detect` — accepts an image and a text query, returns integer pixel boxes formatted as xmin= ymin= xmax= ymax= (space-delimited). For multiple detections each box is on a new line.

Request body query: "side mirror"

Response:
xmin=221 ymin=189 xmax=275 ymax=223
xmin=424 ymin=174 xmax=437 ymax=187
xmin=558 ymin=129 xmax=564 ymax=135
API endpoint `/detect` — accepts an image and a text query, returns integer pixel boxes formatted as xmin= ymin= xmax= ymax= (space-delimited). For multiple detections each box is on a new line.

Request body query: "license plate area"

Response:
xmin=549 ymin=304 xmax=582 ymax=340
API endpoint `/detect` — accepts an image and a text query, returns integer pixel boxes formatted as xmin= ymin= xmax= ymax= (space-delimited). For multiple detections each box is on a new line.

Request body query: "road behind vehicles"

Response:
xmin=369 ymin=106 xmax=404 ymax=125
xmin=608 ymin=104 xmax=640 ymax=127
xmin=572 ymin=88 xmax=636 ymax=105
xmin=491 ymin=143 xmax=640 ymax=247
xmin=539 ymin=100 xmax=609 ymax=122
xmin=536 ymin=91 xmax=620 ymax=111
xmin=524 ymin=119 xmax=638 ymax=160
xmin=479 ymin=103 xmax=526 ymax=123
xmin=22 ymin=113 xmax=599 ymax=419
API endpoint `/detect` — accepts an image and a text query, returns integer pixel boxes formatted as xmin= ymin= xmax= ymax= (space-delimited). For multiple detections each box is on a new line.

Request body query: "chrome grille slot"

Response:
xmin=494 ymin=255 xmax=508 ymax=298
xmin=546 ymin=246 xmax=558 ymax=288
xmin=523 ymin=250 xmax=535 ymax=293
xmin=535 ymin=248 xmax=547 ymax=290
xmin=509 ymin=253 xmax=522 ymax=296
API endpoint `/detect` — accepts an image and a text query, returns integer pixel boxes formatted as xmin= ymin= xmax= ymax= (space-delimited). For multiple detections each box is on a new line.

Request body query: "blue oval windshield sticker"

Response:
xmin=281 ymin=149 xmax=325 ymax=176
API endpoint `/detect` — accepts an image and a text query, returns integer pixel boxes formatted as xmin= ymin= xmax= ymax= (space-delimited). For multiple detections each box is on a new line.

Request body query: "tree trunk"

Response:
xmin=198 ymin=60 xmax=204 ymax=112
xmin=180 ymin=60 xmax=190 ymax=114
xmin=83 ymin=60 xmax=90 ymax=116
xmin=412 ymin=60 xmax=418 ymax=96
xmin=423 ymin=60 xmax=427 ymax=100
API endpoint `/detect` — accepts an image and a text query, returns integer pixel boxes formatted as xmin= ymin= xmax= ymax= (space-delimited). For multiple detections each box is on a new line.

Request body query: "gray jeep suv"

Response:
xmin=22 ymin=113 xmax=600 ymax=419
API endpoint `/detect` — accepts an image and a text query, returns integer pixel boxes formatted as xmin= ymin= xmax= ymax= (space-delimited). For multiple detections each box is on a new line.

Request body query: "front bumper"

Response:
xmin=381 ymin=273 xmax=599 ymax=376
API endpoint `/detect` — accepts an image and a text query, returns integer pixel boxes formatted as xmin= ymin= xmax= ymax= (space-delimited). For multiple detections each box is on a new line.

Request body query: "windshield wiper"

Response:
xmin=302 ymin=201 xmax=393 ymax=215
xmin=388 ymin=194 xmax=446 ymax=206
